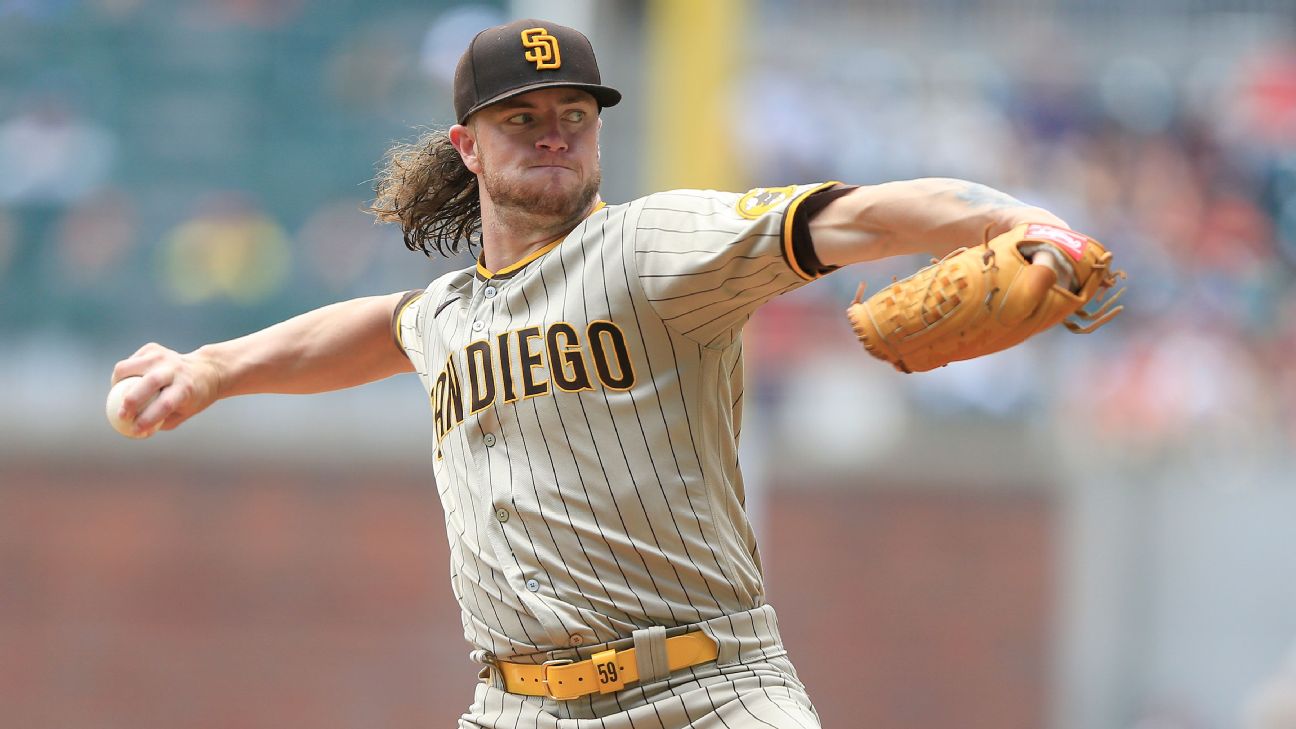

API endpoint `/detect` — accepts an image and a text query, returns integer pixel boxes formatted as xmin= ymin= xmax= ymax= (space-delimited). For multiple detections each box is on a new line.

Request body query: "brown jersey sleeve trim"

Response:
xmin=391 ymin=289 xmax=425 ymax=354
xmin=781 ymin=181 xmax=846 ymax=281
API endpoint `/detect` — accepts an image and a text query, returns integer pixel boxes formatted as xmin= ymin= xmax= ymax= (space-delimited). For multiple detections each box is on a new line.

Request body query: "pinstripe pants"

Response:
xmin=460 ymin=605 xmax=821 ymax=729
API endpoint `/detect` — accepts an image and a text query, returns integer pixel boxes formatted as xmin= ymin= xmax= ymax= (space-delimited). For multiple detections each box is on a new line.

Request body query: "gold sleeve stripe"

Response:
xmin=477 ymin=202 xmax=607 ymax=279
xmin=392 ymin=290 xmax=425 ymax=351
xmin=781 ymin=181 xmax=842 ymax=282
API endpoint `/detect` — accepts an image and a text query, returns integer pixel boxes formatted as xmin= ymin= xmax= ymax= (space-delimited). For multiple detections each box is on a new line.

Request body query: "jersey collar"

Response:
xmin=475 ymin=201 xmax=607 ymax=280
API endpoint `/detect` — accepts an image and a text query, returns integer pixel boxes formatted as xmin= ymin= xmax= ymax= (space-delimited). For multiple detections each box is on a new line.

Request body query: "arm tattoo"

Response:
xmin=954 ymin=182 xmax=1027 ymax=210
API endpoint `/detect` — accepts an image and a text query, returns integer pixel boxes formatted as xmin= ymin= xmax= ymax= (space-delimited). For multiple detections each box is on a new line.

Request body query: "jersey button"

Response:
xmin=525 ymin=579 xmax=540 ymax=592
xmin=483 ymin=286 xmax=497 ymax=299
xmin=495 ymin=508 xmax=509 ymax=523
xmin=471 ymin=321 xmax=485 ymax=332
xmin=483 ymin=433 xmax=496 ymax=447
xmin=568 ymin=634 xmax=584 ymax=646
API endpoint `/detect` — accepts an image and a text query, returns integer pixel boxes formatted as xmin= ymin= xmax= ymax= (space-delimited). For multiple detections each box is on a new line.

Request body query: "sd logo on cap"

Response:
xmin=453 ymin=18 xmax=622 ymax=124
xmin=520 ymin=27 xmax=561 ymax=70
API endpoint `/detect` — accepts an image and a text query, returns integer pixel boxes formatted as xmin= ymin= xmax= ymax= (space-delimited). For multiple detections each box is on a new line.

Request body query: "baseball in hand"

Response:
xmin=106 ymin=376 xmax=160 ymax=439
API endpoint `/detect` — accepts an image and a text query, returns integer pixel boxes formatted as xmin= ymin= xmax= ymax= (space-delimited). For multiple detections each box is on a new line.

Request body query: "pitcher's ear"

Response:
xmin=449 ymin=124 xmax=481 ymax=174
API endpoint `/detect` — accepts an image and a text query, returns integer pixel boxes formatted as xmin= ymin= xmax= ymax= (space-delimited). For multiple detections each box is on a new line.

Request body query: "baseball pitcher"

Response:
xmin=109 ymin=18 xmax=1122 ymax=728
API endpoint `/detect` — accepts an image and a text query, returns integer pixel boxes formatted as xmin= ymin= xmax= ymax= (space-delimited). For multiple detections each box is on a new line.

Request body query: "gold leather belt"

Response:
xmin=495 ymin=632 xmax=718 ymax=700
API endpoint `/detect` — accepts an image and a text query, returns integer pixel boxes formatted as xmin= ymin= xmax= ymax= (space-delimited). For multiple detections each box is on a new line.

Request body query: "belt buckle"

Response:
xmin=540 ymin=658 xmax=578 ymax=700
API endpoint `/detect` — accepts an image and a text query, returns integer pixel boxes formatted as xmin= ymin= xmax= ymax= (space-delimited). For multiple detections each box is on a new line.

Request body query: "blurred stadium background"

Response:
xmin=3 ymin=0 xmax=1296 ymax=727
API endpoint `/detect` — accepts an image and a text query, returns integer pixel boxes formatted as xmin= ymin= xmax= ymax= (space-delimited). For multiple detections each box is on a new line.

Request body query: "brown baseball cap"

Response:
xmin=453 ymin=18 xmax=622 ymax=124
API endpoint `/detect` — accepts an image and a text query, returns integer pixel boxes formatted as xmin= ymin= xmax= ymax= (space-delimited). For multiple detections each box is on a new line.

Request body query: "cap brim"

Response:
xmin=460 ymin=82 xmax=622 ymax=124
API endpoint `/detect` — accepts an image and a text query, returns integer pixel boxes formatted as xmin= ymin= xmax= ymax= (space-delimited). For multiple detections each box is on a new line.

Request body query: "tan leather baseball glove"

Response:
xmin=847 ymin=223 xmax=1125 ymax=373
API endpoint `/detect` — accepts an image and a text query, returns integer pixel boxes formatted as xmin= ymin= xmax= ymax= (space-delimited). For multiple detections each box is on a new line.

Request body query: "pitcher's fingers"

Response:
xmin=160 ymin=412 xmax=190 ymax=431
xmin=134 ymin=394 xmax=174 ymax=432
xmin=116 ymin=376 xmax=158 ymax=422
xmin=997 ymin=263 xmax=1057 ymax=327
xmin=121 ymin=366 xmax=178 ymax=421
xmin=111 ymin=357 xmax=152 ymax=385
xmin=1030 ymin=248 xmax=1076 ymax=292
xmin=112 ymin=343 xmax=177 ymax=385
xmin=130 ymin=341 xmax=170 ymax=359
xmin=135 ymin=377 xmax=191 ymax=431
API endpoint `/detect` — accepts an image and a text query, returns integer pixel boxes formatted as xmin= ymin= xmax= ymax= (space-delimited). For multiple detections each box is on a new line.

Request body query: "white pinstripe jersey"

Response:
xmin=395 ymin=182 xmax=836 ymax=661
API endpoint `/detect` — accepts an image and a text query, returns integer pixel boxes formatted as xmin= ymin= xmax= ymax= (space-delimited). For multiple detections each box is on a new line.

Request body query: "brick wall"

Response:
xmin=764 ymin=488 xmax=1054 ymax=729
xmin=0 ymin=464 xmax=1052 ymax=728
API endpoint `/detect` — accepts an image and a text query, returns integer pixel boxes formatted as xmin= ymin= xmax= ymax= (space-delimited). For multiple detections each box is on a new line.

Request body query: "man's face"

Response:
xmin=456 ymin=87 xmax=602 ymax=222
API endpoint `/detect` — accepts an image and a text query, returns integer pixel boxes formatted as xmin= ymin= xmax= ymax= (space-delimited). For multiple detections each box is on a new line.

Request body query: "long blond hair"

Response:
xmin=370 ymin=129 xmax=479 ymax=257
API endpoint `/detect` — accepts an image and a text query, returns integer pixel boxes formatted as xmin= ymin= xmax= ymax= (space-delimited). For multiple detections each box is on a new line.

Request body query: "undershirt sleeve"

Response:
xmin=789 ymin=184 xmax=859 ymax=277
xmin=391 ymin=289 xmax=426 ymax=362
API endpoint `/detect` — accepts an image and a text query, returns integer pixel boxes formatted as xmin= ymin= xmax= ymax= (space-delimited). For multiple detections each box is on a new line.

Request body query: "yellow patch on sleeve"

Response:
xmin=735 ymin=185 xmax=797 ymax=220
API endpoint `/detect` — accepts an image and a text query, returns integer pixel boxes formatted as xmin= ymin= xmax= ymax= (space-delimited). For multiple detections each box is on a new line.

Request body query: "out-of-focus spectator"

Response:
xmin=1239 ymin=45 xmax=1296 ymax=148
xmin=180 ymin=0 xmax=305 ymax=28
xmin=327 ymin=27 xmax=405 ymax=108
xmin=37 ymin=188 xmax=145 ymax=343
xmin=734 ymin=65 xmax=839 ymax=185
xmin=52 ymin=188 xmax=139 ymax=287
xmin=0 ymin=93 xmax=117 ymax=329
xmin=294 ymin=198 xmax=387 ymax=295
xmin=775 ymin=346 xmax=910 ymax=474
xmin=87 ymin=0 xmax=147 ymax=20
xmin=0 ymin=0 xmax=77 ymax=22
xmin=157 ymin=192 xmax=291 ymax=306
xmin=0 ymin=94 xmax=115 ymax=207
xmin=419 ymin=4 xmax=507 ymax=86
xmin=906 ymin=345 xmax=1044 ymax=418
xmin=1057 ymin=319 xmax=1269 ymax=454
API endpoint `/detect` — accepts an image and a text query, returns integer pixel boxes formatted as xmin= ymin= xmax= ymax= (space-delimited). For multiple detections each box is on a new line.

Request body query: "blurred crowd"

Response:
xmin=0 ymin=0 xmax=492 ymax=349
xmin=737 ymin=13 xmax=1296 ymax=457
xmin=3 ymin=1 xmax=1295 ymax=456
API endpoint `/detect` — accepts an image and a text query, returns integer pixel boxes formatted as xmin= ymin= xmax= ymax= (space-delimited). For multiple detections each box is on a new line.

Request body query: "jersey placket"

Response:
xmin=472 ymin=274 xmax=574 ymax=650
xmin=465 ymin=275 xmax=508 ymax=559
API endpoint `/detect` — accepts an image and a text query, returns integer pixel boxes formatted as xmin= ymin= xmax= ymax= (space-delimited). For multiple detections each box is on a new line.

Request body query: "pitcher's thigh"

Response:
xmin=682 ymin=683 xmax=821 ymax=729
xmin=664 ymin=658 xmax=820 ymax=729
